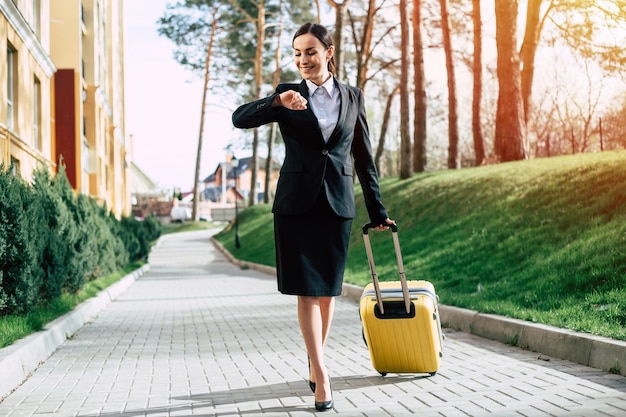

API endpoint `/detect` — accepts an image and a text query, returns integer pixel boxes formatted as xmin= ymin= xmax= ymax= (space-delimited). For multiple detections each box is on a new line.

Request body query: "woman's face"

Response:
xmin=293 ymin=33 xmax=334 ymax=86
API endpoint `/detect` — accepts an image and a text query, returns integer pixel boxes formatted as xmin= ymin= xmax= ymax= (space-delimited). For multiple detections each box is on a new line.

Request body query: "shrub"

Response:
xmin=0 ymin=167 xmax=39 ymax=314
xmin=31 ymin=168 xmax=74 ymax=301
xmin=113 ymin=214 xmax=161 ymax=263
xmin=141 ymin=214 xmax=162 ymax=243
xmin=64 ymin=194 xmax=101 ymax=282
xmin=51 ymin=167 xmax=83 ymax=293
xmin=0 ymin=163 xmax=160 ymax=317
xmin=119 ymin=216 xmax=149 ymax=261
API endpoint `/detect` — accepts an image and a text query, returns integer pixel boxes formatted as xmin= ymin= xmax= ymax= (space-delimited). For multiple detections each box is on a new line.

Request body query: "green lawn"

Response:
xmin=214 ymin=150 xmax=626 ymax=340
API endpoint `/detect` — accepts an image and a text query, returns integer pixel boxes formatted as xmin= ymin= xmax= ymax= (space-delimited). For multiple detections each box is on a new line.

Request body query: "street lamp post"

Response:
xmin=231 ymin=156 xmax=241 ymax=249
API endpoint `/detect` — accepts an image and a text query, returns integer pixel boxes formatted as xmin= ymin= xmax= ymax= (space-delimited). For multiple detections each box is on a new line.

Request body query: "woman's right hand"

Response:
xmin=275 ymin=91 xmax=308 ymax=110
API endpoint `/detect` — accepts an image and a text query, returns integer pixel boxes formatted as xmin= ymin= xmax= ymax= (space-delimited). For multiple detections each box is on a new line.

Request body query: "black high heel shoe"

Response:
xmin=314 ymin=380 xmax=333 ymax=412
xmin=307 ymin=356 xmax=316 ymax=393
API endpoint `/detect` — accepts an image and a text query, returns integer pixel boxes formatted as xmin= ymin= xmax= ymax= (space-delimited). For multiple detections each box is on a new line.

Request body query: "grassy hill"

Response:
xmin=214 ymin=151 xmax=626 ymax=340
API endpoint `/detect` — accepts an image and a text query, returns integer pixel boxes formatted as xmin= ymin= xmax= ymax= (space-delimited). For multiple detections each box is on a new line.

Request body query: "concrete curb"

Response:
xmin=0 ymin=264 xmax=149 ymax=400
xmin=212 ymin=238 xmax=626 ymax=377
xmin=438 ymin=305 xmax=626 ymax=376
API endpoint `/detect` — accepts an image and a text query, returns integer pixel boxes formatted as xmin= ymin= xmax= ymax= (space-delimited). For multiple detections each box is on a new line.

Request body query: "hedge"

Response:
xmin=0 ymin=164 xmax=161 ymax=316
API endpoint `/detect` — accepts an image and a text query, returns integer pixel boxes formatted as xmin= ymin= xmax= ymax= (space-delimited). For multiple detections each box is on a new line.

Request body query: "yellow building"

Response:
xmin=1 ymin=0 xmax=56 ymax=178
xmin=0 ymin=0 xmax=130 ymax=217
xmin=50 ymin=0 xmax=129 ymax=216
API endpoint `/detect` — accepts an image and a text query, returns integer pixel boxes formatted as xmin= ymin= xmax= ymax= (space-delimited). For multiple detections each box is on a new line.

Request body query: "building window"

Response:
xmin=82 ymin=139 xmax=90 ymax=174
xmin=7 ymin=44 xmax=17 ymax=131
xmin=10 ymin=157 xmax=20 ymax=177
xmin=81 ymin=88 xmax=87 ymax=137
xmin=34 ymin=77 xmax=42 ymax=150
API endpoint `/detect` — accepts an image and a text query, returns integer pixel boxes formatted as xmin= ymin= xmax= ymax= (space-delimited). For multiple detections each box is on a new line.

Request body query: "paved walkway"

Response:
xmin=1 ymin=229 xmax=625 ymax=416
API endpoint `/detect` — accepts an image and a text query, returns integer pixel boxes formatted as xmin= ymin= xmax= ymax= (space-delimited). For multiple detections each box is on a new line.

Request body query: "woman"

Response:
xmin=232 ymin=22 xmax=393 ymax=411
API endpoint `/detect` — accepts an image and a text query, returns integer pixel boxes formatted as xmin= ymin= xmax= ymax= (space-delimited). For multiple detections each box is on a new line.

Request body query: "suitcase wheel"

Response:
xmin=429 ymin=372 xmax=437 ymax=377
xmin=379 ymin=372 xmax=387 ymax=377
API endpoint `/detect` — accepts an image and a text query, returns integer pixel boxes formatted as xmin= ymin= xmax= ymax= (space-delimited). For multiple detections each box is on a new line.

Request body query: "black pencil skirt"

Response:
xmin=274 ymin=191 xmax=352 ymax=296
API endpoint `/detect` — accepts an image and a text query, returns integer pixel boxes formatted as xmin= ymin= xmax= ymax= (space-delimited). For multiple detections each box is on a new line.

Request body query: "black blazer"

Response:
xmin=232 ymin=79 xmax=388 ymax=224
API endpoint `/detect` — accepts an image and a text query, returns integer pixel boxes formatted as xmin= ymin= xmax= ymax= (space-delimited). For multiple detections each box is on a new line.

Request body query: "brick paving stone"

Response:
xmin=1 ymin=229 xmax=625 ymax=417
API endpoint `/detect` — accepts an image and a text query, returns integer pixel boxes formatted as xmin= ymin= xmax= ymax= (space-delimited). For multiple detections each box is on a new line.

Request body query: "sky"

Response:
xmin=124 ymin=0 xmax=237 ymax=192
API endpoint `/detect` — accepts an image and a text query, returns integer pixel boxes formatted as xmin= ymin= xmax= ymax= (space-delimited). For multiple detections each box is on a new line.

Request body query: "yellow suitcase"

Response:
xmin=359 ymin=223 xmax=443 ymax=376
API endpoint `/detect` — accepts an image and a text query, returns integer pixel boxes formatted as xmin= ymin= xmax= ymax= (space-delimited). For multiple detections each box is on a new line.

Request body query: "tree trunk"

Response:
xmin=264 ymin=1 xmax=283 ymax=205
xmin=264 ymin=124 xmax=276 ymax=204
xmin=327 ymin=0 xmax=352 ymax=81
xmin=520 ymin=0 xmax=543 ymax=123
xmin=375 ymin=85 xmax=399 ymax=175
xmin=439 ymin=0 xmax=460 ymax=169
xmin=494 ymin=0 xmax=526 ymax=162
xmin=314 ymin=0 xmax=321 ymax=23
xmin=399 ymin=0 xmax=412 ymax=179
xmin=472 ymin=0 xmax=485 ymax=166
xmin=248 ymin=1 xmax=266 ymax=206
xmin=413 ymin=0 xmax=427 ymax=173
xmin=355 ymin=0 xmax=376 ymax=90
xmin=191 ymin=10 xmax=218 ymax=221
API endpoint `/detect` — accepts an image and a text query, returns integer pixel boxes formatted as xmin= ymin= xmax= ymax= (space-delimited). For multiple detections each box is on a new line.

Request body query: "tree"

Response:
xmin=471 ymin=0 xmax=485 ymax=166
xmin=413 ymin=0 xmax=427 ymax=172
xmin=327 ymin=0 xmax=353 ymax=81
xmin=263 ymin=0 xmax=284 ymax=204
xmin=346 ymin=0 xmax=399 ymax=92
xmin=159 ymin=0 xmax=315 ymax=206
xmin=224 ymin=0 xmax=315 ymax=205
xmin=192 ymin=8 xmax=219 ymax=221
xmin=158 ymin=2 xmax=231 ymax=88
xmin=313 ymin=0 xmax=321 ymax=22
xmin=550 ymin=56 xmax=606 ymax=154
xmin=439 ymin=0 xmax=460 ymax=169
xmin=375 ymin=84 xmax=399 ymax=174
xmin=344 ymin=0 xmax=402 ymax=178
xmin=226 ymin=0 xmax=269 ymax=206
xmin=519 ymin=0 xmax=549 ymax=123
xmin=601 ymin=99 xmax=626 ymax=151
xmin=552 ymin=0 xmax=626 ymax=73
xmin=518 ymin=0 xmax=625 ymax=135
xmin=349 ymin=0 xmax=375 ymax=90
xmin=398 ymin=0 xmax=412 ymax=179
xmin=494 ymin=0 xmax=526 ymax=162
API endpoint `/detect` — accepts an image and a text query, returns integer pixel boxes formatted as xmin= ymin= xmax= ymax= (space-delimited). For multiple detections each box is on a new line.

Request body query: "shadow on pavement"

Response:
xmin=77 ymin=375 xmax=425 ymax=416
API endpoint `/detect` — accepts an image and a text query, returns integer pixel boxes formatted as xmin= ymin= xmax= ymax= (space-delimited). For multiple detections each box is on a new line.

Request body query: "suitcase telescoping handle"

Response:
xmin=362 ymin=222 xmax=411 ymax=315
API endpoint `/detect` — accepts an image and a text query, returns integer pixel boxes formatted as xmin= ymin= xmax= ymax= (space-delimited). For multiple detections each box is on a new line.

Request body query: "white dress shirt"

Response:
xmin=306 ymin=78 xmax=340 ymax=143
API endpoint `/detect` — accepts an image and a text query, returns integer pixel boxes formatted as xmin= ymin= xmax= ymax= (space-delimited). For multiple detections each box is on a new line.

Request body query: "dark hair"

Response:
xmin=293 ymin=23 xmax=336 ymax=75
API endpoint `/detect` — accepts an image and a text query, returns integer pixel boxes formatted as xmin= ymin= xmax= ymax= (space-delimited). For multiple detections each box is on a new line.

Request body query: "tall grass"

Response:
xmin=214 ymin=151 xmax=626 ymax=340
